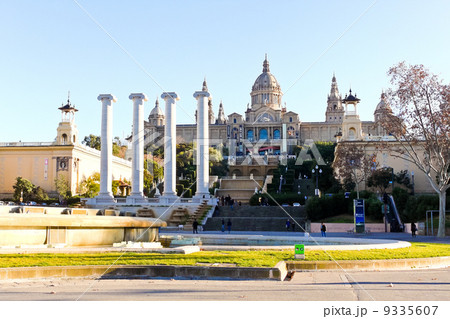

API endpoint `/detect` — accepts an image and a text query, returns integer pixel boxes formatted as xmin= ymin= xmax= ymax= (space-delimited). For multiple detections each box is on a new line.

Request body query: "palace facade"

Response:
xmin=144 ymin=56 xmax=387 ymax=155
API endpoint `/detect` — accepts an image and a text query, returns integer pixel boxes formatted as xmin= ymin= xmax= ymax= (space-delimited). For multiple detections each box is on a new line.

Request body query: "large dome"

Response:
xmin=252 ymin=57 xmax=280 ymax=91
xmin=250 ymin=56 xmax=283 ymax=110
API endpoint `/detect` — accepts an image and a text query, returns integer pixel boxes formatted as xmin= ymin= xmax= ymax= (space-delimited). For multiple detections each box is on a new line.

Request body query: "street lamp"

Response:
xmin=311 ymin=165 xmax=322 ymax=196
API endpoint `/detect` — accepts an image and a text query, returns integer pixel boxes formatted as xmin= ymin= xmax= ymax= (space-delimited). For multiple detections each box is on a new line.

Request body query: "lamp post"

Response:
xmin=411 ymin=171 xmax=415 ymax=195
xmin=312 ymin=165 xmax=322 ymax=196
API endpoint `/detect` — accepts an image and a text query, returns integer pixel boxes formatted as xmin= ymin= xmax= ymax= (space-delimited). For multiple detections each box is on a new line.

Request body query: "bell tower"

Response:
xmin=325 ymin=73 xmax=344 ymax=122
xmin=56 ymin=93 xmax=79 ymax=145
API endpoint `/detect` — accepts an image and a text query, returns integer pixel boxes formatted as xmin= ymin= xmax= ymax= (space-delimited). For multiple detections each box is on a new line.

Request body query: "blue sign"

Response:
xmin=354 ymin=199 xmax=365 ymax=233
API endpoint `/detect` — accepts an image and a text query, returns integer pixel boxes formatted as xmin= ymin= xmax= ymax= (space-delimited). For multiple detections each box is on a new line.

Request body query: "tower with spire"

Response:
xmin=56 ymin=93 xmax=79 ymax=145
xmin=216 ymin=100 xmax=227 ymax=124
xmin=325 ymin=73 xmax=344 ymax=123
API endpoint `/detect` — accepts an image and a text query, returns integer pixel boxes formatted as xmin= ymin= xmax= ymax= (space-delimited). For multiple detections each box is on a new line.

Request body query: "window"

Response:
xmin=259 ymin=129 xmax=268 ymax=140
xmin=233 ymin=118 xmax=236 ymax=124
xmin=289 ymin=117 xmax=293 ymax=122
xmin=62 ymin=134 xmax=67 ymax=145
xmin=247 ymin=130 xmax=254 ymax=142
xmin=273 ymin=129 xmax=280 ymax=140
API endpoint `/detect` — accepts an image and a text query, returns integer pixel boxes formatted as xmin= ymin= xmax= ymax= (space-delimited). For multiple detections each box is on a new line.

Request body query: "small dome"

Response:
xmin=252 ymin=56 xmax=281 ymax=91
xmin=375 ymin=92 xmax=392 ymax=113
xmin=149 ymin=98 xmax=164 ymax=117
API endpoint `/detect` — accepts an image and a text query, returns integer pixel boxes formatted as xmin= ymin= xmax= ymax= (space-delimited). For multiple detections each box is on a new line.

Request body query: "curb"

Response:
xmin=286 ymin=256 xmax=450 ymax=271
xmin=0 ymin=264 xmax=286 ymax=281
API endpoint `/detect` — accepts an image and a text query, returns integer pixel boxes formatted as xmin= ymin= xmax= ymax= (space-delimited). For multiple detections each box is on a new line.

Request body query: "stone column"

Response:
xmin=128 ymin=93 xmax=148 ymax=202
xmin=97 ymin=94 xmax=117 ymax=202
xmin=160 ymin=92 xmax=179 ymax=202
xmin=193 ymin=85 xmax=211 ymax=200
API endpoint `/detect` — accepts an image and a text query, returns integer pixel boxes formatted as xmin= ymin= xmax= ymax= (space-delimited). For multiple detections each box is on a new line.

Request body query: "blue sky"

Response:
xmin=0 ymin=0 xmax=449 ymax=142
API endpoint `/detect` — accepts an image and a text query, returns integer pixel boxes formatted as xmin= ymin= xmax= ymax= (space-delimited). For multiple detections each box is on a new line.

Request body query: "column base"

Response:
xmin=91 ymin=194 xmax=116 ymax=205
xmin=159 ymin=193 xmax=179 ymax=204
xmin=192 ymin=193 xmax=211 ymax=203
xmin=126 ymin=195 xmax=148 ymax=205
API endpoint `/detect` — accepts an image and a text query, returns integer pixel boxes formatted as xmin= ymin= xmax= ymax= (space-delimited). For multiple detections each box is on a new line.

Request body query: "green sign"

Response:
xmin=295 ymin=244 xmax=305 ymax=254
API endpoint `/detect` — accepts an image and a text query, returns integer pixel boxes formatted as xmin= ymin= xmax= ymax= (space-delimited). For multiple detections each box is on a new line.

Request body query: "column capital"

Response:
xmin=129 ymin=93 xmax=148 ymax=101
xmin=161 ymin=92 xmax=180 ymax=101
xmin=193 ymin=91 xmax=211 ymax=99
xmin=97 ymin=94 xmax=117 ymax=102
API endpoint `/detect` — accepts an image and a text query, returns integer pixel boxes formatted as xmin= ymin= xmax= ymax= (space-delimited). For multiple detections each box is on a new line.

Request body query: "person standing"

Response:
xmin=291 ymin=220 xmax=295 ymax=232
xmin=227 ymin=219 xmax=232 ymax=233
xmin=286 ymin=219 xmax=290 ymax=231
xmin=193 ymin=220 xmax=199 ymax=234
xmin=321 ymin=223 xmax=327 ymax=237
xmin=411 ymin=222 xmax=417 ymax=237
xmin=221 ymin=218 xmax=225 ymax=232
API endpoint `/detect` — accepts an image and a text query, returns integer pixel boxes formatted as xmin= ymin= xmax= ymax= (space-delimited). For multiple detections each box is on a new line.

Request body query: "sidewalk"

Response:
xmin=160 ymin=229 xmax=450 ymax=244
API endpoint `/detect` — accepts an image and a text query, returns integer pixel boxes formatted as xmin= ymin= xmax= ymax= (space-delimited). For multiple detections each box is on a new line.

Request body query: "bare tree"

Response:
xmin=380 ymin=62 xmax=450 ymax=237
xmin=333 ymin=142 xmax=376 ymax=199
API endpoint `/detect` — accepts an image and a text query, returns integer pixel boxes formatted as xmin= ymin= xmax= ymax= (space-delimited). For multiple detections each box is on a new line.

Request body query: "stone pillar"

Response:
xmin=97 ymin=94 xmax=117 ymax=202
xmin=193 ymin=88 xmax=211 ymax=200
xmin=128 ymin=93 xmax=148 ymax=202
xmin=160 ymin=92 xmax=179 ymax=202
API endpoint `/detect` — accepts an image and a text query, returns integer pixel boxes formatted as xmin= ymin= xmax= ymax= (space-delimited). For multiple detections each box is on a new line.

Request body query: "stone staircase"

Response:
xmin=204 ymin=205 xmax=308 ymax=232
xmin=167 ymin=207 xmax=190 ymax=226
xmin=183 ymin=200 xmax=213 ymax=230
xmin=215 ymin=177 xmax=264 ymax=204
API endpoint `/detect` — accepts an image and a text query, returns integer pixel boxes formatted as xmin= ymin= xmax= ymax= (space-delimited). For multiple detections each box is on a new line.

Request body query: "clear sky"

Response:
xmin=0 ymin=0 xmax=449 ymax=142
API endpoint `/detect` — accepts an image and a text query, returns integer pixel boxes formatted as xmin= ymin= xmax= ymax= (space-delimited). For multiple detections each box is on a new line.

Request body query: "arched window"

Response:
xmin=62 ymin=134 xmax=67 ymax=145
xmin=289 ymin=117 xmax=293 ymax=122
xmin=273 ymin=129 xmax=280 ymax=140
xmin=247 ymin=130 xmax=254 ymax=142
xmin=259 ymin=129 xmax=268 ymax=140
xmin=348 ymin=127 xmax=356 ymax=140
xmin=233 ymin=118 xmax=237 ymax=124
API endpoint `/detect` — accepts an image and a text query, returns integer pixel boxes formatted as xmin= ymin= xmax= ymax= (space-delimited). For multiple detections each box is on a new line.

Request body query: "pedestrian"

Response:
xmin=221 ymin=218 xmax=225 ymax=232
xmin=193 ymin=219 xmax=198 ymax=234
xmin=286 ymin=219 xmax=290 ymax=231
xmin=291 ymin=220 xmax=295 ymax=232
xmin=238 ymin=201 xmax=242 ymax=206
xmin=411 ymin=222 xmax=417 ymax=237
xmin=321 ymin=223 xmax=327 ymax=237
xmin=227 ymin=219 xmax=232 ymax=233
xmin=230 ymin=198 xmax=234 ymax=211
xmin=221 ymin=195 xmax=225 ymax=206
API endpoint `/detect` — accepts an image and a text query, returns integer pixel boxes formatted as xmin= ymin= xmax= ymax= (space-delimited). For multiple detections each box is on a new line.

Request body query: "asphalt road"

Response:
xmin=0 ymin=268 xmax=448 ymax=301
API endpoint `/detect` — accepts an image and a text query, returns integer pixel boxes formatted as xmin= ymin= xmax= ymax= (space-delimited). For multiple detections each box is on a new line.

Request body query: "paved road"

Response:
xmin=161 ymin=230 xmax=450 ymax=244
xmin=0 ymin=268 xmax=448 ymax=301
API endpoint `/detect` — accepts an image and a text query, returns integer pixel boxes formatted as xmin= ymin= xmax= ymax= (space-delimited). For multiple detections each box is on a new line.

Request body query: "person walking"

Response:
xmin=227 ymin=219 xmax=232 ymax=233
xmin=411 ymin=222 xmax=417 ymax=237
xmin=291 ymin=220 xmax=295 ymax=232
xmin=230 ymin=198 xmax=234 ymax=211
xmin=286 ymin=219 xmax=290 ymax=231
xmin=321 ymin=223 xmax=327 ymax=237
xmin=221 ymin=218 xmax=225 ymax=232
xmin=193 ymin=219 xmax=199 ymax=234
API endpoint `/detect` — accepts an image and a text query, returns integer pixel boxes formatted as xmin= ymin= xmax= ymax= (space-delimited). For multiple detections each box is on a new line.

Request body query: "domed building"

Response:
xmin=144 ymin=55 xmax=385 ymax=175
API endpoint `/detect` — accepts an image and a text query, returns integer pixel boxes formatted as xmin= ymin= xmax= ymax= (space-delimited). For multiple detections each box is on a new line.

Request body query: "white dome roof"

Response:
xmin=252 ymin=56 xmax=281 ymax=91
xmin=150 ymin=99 xmax=164 ymax=117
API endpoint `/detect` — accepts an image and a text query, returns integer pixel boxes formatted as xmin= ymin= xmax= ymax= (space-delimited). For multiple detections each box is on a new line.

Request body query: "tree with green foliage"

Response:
xmin=54 ymin=175 xmax=70 ymax=199
xmin=79 ymin=172 xmax=100 ymax=198
xmin=12 ymin=177 xmax=36 ymax=202
xmin=82 ymin=134 xmax=101 ymax=150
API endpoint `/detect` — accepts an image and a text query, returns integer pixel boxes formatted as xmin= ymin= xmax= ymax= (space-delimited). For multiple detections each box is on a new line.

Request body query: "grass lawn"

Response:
xmin=0 ymin=243 xmax=448 ymax=268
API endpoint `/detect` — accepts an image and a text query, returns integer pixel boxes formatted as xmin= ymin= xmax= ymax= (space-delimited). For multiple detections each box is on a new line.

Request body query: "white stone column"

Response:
xmin=160 ymin=92 xmax=179 ymax=202
xmin=96 ymin=94 xmax=117 ymax=202
xmin=128 ymin=93 xmax=148 ymax=202
xmin=193 ymin=88 xmax=211 ymax=200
